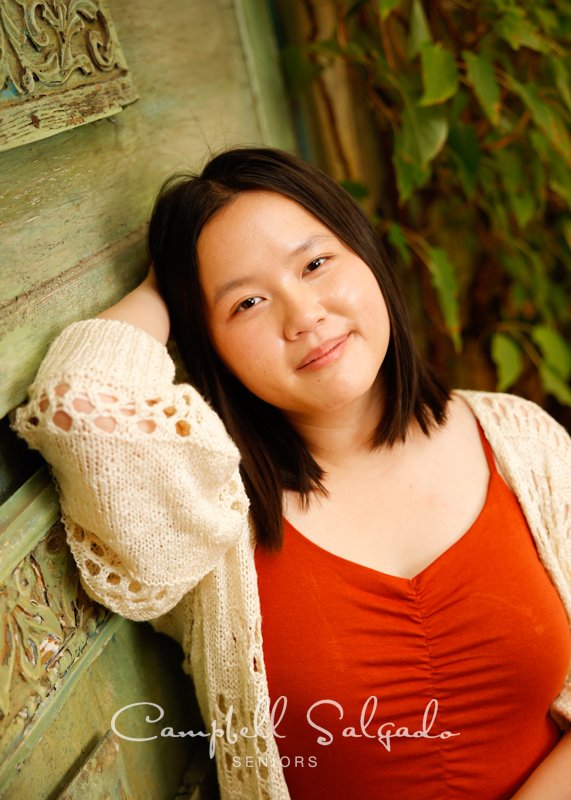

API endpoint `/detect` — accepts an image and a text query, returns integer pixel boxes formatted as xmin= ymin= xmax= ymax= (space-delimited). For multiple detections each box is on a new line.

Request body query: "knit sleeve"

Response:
xmin=509 ymin=395 xmax=571 ymax=730
xmin=11 ymin=318 xmax=249 ymax=622
xmin=457 ymin=390 xmax=571 ymax=729
xmin=514 ymin=395 xmax=571 ymax=730
xmin=545 ymin=410 xmax=571 ymax=730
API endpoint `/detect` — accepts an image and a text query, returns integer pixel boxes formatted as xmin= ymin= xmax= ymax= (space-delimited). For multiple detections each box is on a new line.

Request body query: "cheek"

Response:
xmin=350 ymin=274 xmax=391 ymax=356
xmin=333 ymin=267 xmax=388 ymax=324
xmin=212 ymin=325 xmax=277 ymax=388
xmin=360 ymin=272 xmax=389 ymax=324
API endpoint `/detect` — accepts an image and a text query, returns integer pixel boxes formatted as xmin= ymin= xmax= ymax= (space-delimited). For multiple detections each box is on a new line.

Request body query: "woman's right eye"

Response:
xmin=235 ymin=296 xmax=262 ymax=313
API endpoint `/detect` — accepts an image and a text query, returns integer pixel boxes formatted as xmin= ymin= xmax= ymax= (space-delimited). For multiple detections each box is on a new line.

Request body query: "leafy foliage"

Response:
xmin=284 ymin=0 xmax=571 ymax=411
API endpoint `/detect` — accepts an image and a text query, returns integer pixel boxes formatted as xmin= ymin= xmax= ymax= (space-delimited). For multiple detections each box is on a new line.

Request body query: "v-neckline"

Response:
xmin=284 ymin=420 xmax=497 ymax=586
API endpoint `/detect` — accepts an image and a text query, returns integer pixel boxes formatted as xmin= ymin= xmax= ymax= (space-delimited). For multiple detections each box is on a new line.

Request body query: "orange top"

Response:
xmin=254 ymin=421 xmax=571 ymax=799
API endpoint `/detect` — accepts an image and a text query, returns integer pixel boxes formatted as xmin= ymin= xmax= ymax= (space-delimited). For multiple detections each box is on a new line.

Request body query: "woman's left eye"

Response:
xmin=304 ymin=257 xmax=327 ymax=274
xmin=235 ymin=296 xmax=263 ymax=313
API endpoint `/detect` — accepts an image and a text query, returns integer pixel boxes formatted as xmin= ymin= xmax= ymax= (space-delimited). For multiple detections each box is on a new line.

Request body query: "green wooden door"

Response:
xmin=0 ymin=1 xmax=294 ymax=797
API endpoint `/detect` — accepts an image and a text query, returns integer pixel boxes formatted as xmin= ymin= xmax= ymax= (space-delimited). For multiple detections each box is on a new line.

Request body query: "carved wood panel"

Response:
xmin=0 ymin=0 xmax=138 ymax=151
xmin=0 ymin=518 xmax=109 ymax=769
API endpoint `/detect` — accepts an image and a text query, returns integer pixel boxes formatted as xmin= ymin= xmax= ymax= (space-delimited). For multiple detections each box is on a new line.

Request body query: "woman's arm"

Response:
xmin=96 ymin=266 xmax=170 ymax=345
xmin=69 ymin=266 xmax=169 ymax=432
xmin=511 ymin=728 xmax=571 ymax=799
xmin=11 ymin=275 xmax=248 ymax=623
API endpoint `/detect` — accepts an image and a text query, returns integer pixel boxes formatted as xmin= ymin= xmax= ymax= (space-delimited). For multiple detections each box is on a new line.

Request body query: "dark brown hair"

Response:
xmin=148 ymin=147 xmax=451 ymax=551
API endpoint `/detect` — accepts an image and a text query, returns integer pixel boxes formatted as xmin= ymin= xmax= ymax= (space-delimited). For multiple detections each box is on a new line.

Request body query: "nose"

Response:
xmin=282 ymin=283 xmax=326 ymax=341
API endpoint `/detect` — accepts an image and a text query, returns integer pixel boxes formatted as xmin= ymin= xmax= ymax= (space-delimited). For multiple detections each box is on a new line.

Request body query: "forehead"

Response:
xmin=197 ymin=191 xmax=341 ymax=308
xmin=198 ymin=191 xmax=332 ymax=260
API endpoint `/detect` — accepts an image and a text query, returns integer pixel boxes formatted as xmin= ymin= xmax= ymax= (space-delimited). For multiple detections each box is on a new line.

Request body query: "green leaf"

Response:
xmin=400 ymin=97 xmax=449 ymax=167
xmin=309 ymin=39 xmax=342 ymax=57
xmin=547 ymin=166 xmax=571 ymax=208
xmin=508 ymin=78 xmax=571 ymax=167
xmin=450 ymin=85 xmax=469 ymax=119
xmin=495 ymin=149 xmax=535 ymax=228
xmin=281 ymin=45 xmax=322 ymax=97
xmin=340 ymin=180 xmax=370 ymax=200
xmin=533 ymin=8 xmax=559 ymax=35
xmin=419 ymin=43 xmax=459 ymax=106
xmin=379 ymin=0 xmax=401 ymax=21
xmin=480 ymin=162 xmax=511 ymax=232
xmin=525 ymin=248 xmax=551 ymax=318
xmin=539 ymin=363 xmax=571 ymax=406
xmin=311 ymin=39 xmax=366 ymax=63
xmin=501 ymin=251 xmax=530 ymax=284
xmin=345 ymin=41 xmax=367 ymax=61
xmin=407 ymin=0 xmax=431 ymax=60
xmin=530 ymin=130 xmax=571 ymax=207
xmin=491 ymin=333 xmax=524 ymax=391
xmin=531 ymin=325 xmax=571 ymax=381
xmin=448 ymin=122 xmax=480 ymax=198
xmin=511 ymin=193 xmax=535 ymax=229
xmin=393 ymin=145 xmax=431 ymax=203
xmin=495 ymin=9 xmax=550 ymax=53
xmin=535 ymin=9 xmax=571 ymax=40
xmin=531 ymin=151 xmax=546 ymax=216
xmin=392 ymin=98 xmax=447 ymax=202
xmin=551 ymin=58 xmax=571 ymax=113
xmin=387 ymin=222 xmax=412 ymax=266
xmin=426 ymin=246 xmax=461 ymax=352
xmin=495 ymin=149 xmax=523 ymax=196
xmin=511 ymin=259 xmax=553 ymax=324
xmin=463 ymin=51 xmax=501 ymax=126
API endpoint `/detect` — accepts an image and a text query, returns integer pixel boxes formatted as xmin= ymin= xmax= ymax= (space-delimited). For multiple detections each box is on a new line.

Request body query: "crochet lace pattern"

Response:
xmin=14 ymin=319 xmax=248 ymax=620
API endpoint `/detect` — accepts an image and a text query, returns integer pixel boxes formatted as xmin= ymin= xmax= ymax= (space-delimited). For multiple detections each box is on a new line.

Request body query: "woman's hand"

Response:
xmin=96 ymin=264 xmax=170 ymax=345
xmin=511 ymin=727 xmax=571 ymax=799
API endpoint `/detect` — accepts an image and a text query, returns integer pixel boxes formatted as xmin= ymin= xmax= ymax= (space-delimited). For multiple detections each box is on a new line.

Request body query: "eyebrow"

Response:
xmin=212 ymin=234 xmax=334 ymax=306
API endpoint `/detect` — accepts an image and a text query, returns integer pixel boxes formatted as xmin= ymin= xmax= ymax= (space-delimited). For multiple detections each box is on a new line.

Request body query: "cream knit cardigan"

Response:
xmin=12 ymin=318 xmax=571 ymax=800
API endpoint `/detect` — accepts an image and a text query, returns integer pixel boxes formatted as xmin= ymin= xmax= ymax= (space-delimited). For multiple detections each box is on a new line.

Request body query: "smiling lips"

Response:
xmin=296 ymin=334 xmax=350 ymax=371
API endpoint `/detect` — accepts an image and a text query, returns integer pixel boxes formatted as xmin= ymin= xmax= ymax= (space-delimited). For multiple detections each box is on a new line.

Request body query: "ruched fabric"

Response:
xmin=254 ymin=421 xmax=571 ymax=799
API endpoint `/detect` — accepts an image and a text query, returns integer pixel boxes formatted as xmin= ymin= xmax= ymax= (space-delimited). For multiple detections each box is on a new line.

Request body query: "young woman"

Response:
xmin=13 ymin=148 xmax=571 ymax=800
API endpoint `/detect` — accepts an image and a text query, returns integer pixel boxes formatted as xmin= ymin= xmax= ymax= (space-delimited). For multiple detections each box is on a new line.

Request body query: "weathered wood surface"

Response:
xmin=55 ymin=730 xmax=134 ymax=800
xmin=0 ymin=75 xmax=138 ymax=152
xmin=2 ymin=612 xmax=199 ymax=799
xmin=0 ymin=2 xmax=295 ymax=798
xmin=0 ymin=469 xmax=108 ymax=778
xmin=234 ymin=0 xmax=296 ymax=150
xmin=0 ymin=0 xmax=138 ymax=153
xmin=2 ymin=233 xmax=148 ymax=423
xmin=0 ymin=0 xmax=294 ymax=419
xmin=0 ymin=470 xmax=202 ymax=799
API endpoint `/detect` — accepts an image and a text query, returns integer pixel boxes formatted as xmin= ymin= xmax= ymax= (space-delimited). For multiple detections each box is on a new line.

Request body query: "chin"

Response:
xmin=309 ymin=381 xmax=380 ymax=414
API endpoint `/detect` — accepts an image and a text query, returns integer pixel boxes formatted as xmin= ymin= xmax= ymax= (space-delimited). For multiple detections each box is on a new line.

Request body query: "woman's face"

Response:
xmin=197 ymin=191 xmax=391 ymax=420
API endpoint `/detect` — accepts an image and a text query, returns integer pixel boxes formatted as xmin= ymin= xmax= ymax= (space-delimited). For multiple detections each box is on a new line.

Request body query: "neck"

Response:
xmin=286 ymin=378 xmax=388 ymax=471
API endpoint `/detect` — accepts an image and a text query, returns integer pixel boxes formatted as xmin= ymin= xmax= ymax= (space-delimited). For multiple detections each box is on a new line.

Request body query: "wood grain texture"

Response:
xmin=0 ymin=4 xmax=295 ymax=798
xmin=0 ymin=470 xmax=109 ymax=782
xmin=55 ymin=730 xmax=133 ymax=800
xmin=1 ymin=232 xmax=147 ymax=419
xmin=0 ymin=0 xmax=138 ymax=152
xmin=0 ymin=469 xmax=202 ymax=800
xmin=234 ymin=0 xmax=296 ymax=152
xmin=1 ymin=615 xmax=198 ymax=800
